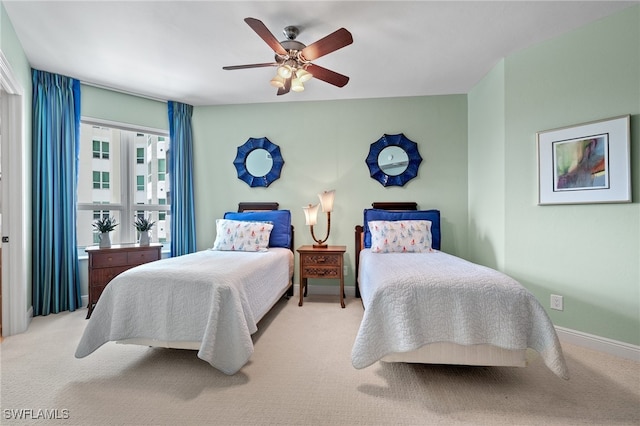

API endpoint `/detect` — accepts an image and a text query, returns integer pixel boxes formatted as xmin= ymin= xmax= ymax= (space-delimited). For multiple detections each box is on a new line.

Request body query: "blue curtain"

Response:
xmin=32 ymin=69 xmax=82 ymax=316
xmin=168 ymin=101 xmax=196 ymax=256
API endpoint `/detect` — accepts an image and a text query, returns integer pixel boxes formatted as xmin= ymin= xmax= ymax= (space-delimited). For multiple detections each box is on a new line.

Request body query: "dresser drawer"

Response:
xmin=127 ymin=249 xmax=160 ymax=265
xmin=91 ymin=252 xmax=128 ymax=268
xmin=90 ymin=266 xmax=130 ymax=287
xmin=88 ymin=283 xmax=108 ymax=304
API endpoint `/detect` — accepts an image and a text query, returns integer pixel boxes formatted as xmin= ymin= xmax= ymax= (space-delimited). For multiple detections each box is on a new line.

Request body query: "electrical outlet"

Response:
xmin=343 ymin=266 xmax=348 ymax=276
xmin=550 ymin=294 xmax=564 ymax=311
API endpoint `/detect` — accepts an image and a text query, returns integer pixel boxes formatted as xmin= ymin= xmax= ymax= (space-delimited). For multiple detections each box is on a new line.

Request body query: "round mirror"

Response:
xmin=378 ymin=146 xmax=409 ymax=176
xmin=234 ymin=137 xmax=284 ymax=187
xmin=365 ymin=133 xmax=422 ymax=187
xmin=246 ymin=149 xmax=273 ymax=177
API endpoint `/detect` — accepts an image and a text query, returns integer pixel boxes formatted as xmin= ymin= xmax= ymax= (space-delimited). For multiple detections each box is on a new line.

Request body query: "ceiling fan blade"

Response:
xmin=277 ymin=77 xmax=291 ymax=96
xmin=306 ymin=64 xmax=349 ymax=88
xmin=300 ymin=28 xmax=353 ymax=61
xmin=222 ymin=62 xmax=278 ymax=71
xmin=244 ymin=17 xmax=288 ymax=56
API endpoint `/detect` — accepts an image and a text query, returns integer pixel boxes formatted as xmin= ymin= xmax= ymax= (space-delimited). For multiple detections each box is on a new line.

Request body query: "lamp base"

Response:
xmin=312 ymin=243 xmax=328 ymax=248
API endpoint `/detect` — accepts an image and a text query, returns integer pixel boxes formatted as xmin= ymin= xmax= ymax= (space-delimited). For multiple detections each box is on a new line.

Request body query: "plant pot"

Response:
xmin=138 ymin=231 xmax=150 ymax=246
xmin=99 ymin=232 xmax=111 ymax=248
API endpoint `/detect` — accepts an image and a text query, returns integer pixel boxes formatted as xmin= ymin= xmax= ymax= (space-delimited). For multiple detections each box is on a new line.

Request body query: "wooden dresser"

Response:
xmin=85 ymin=243 xmax=162 ymax=318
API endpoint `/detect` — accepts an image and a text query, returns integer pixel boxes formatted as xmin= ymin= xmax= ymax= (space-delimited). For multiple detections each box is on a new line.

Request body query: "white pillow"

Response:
xmin=212 ymin=219 xmax=274 ymax=252
xmin=368 ymin=220 xmax=433 ymax=253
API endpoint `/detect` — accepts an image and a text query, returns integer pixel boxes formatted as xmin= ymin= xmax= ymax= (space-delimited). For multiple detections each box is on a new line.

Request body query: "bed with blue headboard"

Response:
xmin=76 ymin=202 xmax=294 ymax=375
xmin=352 ymin=202 xmax=568 ymax=379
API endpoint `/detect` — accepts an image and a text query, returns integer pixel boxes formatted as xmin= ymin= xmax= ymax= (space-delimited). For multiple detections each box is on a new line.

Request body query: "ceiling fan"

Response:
xmin=222 ymin=18 xmax=353 ymax=96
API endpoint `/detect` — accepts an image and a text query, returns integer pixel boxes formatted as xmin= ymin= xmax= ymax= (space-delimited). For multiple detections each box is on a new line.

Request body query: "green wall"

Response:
xmin=467 ymin=60 xmax=506 ymax=270
xmin=81 ymin=85 xmax=168 ymax=131
xmin=192 ymin=96 xmax=469 ymax=281
xmin=468 ymin=5 xmax=640 ymax=345
xmin=1 ymin=3 xmax=29 ymax=80
xmin=79 ymin=91 xmax=469 ymax=292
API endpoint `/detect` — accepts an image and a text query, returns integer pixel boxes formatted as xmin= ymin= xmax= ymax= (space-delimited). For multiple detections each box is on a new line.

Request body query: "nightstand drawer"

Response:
xmin=303 ymin=254 xmax=341 ymax=266
xmin=91 ymin=252 xmax=128 ymax=268
xmin=302 ymin=266 xmax=341 ymax=279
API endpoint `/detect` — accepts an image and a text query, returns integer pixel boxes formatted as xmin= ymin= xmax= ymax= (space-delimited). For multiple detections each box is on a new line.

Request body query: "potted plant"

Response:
xmin=134 ymin=216 xmax=155 ymax=245
xmin=93 ymin=216 xmax=118 ymax=248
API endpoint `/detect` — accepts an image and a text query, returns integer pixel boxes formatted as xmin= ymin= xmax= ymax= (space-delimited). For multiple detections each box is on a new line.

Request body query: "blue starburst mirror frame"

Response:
xmin=234 ymin=137 xmax=284 ymax=187
xmin=366 ymin=133 xmax=422 ymax=187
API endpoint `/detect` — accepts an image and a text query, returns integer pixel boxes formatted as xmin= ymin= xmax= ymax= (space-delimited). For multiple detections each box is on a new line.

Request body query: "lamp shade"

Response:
xmin=302 ymin=204 xmax=319 ymax=226
xmin=291 ymin=77 xmax=304 ymax=92
xmin=318 ymin=190 xmax=335 ymax=213
xmin=270 ymin=75 xmax=285 ymax=88
xmin=277 ymin=64 xmax=293 ymax=79
xmin=296 ymin=68 xmax=312 ymax=83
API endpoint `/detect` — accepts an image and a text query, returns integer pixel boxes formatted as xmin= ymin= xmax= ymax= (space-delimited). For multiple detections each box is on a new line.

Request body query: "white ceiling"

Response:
xmin=3 ymin=1 xmax=636 ymax=106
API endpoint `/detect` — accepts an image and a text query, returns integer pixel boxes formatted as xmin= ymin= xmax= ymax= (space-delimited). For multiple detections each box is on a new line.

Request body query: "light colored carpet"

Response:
xmin=1 ymin=294 xmax=639 ymax=425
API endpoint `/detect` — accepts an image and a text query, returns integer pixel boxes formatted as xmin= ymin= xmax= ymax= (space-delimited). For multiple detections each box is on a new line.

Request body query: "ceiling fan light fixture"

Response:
xmin=296 ymin=68 xmax=312 ymax=83
xmin=222 ymin=18 xmax=353 ymax=96
xmin=277 ymin=64 xmax=293 ymax=79
xmin=291 ymin=77 xmax=304 ymax=92
xmin=270 ymin=74 xmax=285 ymax=88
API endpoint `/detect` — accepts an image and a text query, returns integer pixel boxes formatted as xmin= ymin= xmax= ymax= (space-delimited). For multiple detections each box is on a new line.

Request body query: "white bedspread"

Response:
xmin=76 ymin=248 xmax=293 ymax=375
xmin=352 ymin=250 xmax=569 ymax=379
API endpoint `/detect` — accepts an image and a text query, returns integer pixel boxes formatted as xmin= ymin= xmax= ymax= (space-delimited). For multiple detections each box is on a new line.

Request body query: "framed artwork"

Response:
xmin=537 ymin=115 xmax=631 ymax=205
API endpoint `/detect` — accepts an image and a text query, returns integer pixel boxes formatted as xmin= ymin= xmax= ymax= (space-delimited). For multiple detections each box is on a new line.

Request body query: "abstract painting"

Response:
xmin=537 ymin=116 xmax=630 ymax=205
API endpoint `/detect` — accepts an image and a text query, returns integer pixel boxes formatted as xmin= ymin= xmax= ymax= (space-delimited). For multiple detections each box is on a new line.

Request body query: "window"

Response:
xmin=101 ymin=172 xmax=110 ymax=189
xmin=91 ymin=139 xmax=110 ymax=159
xmin=77 ymin=121 xmax=171 ymax=249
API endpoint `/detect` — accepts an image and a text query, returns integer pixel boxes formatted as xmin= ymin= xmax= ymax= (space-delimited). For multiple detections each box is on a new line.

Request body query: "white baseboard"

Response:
xmin=81 ymin=294 xmax=88 ymax=308
xmin=555 ymin=326 xmax=640 ymax=362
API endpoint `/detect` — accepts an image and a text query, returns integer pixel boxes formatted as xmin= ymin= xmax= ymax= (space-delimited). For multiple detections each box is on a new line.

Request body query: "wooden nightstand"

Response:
xmin=85 ymin=243 xmax=162 ymax=318
xmin=297 ymin=245 xmax=346 ymax=308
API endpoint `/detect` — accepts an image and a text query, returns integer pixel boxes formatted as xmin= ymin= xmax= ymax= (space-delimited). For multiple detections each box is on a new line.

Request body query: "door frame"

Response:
xmin=1 ymin=50 xmax=30 ymax=336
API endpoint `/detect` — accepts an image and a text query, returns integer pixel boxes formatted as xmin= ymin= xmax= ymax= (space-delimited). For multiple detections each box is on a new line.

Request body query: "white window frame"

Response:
xmin=77 ymin=117 xmax=170 ymax=247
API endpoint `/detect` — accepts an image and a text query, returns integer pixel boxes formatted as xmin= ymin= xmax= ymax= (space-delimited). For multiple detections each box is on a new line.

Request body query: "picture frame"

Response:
xmin=537 ymin=115 xmax=631 ymax=205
